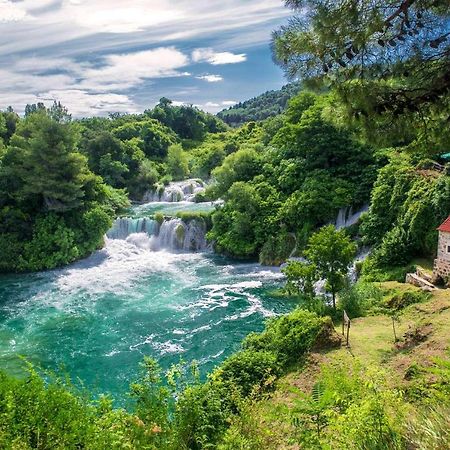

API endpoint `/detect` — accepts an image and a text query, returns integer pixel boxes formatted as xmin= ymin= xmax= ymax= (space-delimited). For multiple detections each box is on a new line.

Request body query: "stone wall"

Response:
xmin=433 ymin=231 xmax=450 ymax=284
xmin=437 ymin=231 xmax=450 ymax=261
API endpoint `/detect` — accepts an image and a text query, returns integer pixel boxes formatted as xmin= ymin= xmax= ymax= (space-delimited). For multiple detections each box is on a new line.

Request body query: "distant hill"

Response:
xmin=217 ymin=82 xmax=301 ymax=127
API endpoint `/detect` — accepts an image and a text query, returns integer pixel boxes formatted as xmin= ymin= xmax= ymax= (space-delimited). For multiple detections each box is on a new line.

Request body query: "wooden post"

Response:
xmin=346 ymin=320 xmax=350 ymax=347
xmin=343 ymin=310 xmax=350 ymax=347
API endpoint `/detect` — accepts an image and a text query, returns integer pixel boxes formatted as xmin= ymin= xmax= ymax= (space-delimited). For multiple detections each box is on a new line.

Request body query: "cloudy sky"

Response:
xmin=0 ymin=0 xmax=290 ymax=117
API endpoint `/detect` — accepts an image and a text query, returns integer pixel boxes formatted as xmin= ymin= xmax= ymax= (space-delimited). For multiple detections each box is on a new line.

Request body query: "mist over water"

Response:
xmin=0 ymin=201 xmax=293 ymax=402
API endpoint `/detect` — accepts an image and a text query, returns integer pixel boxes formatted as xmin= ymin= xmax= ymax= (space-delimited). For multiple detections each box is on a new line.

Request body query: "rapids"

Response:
xmin=0 ymin=200 xmax=293 ymax=402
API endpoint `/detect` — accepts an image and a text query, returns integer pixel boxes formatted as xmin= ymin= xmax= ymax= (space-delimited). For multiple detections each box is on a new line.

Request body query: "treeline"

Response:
xmin=205 ymin=0 xmax=450 ymax=278
xmin=217 ymin=82 xmax=301 ymax=126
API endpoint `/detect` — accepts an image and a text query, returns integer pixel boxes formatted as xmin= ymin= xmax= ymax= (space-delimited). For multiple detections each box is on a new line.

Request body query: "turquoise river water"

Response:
xmin=0 ymin=201 xmax=294 ymax=402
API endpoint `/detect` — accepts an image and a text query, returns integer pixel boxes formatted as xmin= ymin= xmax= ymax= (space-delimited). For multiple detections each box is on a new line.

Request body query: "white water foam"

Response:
xmin=55 ymin=234 xmax=201 ymax=296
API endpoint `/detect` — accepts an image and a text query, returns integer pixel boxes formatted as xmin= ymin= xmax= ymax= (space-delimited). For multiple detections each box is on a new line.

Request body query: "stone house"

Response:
xmin=432 ymin=216 xmax=450 ymax=285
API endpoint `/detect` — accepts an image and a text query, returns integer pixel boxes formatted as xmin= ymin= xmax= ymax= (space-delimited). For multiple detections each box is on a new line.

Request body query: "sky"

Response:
xmin=0 ymin=0 xmax=291 ymax=117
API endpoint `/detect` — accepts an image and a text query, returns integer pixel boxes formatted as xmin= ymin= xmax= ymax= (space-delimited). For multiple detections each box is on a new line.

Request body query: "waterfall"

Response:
xmin=107 ymin=217 xmax=159 ymax=240
xmin=143 ymin=179 xmax=206 ymax=203
xmin=335 ymin=205 xmax=369 ymax=230
xmin=106 ymin=217 xmax=208 ymax=253
xmin=348 ymin=247 xmax=371 ymax=283
xmin=151 ymin=218 xmax=208 ymax=252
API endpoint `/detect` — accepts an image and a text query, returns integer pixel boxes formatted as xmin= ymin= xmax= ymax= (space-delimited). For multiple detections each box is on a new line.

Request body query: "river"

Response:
xmin=0 ymin=181 xmax=294 ymax=401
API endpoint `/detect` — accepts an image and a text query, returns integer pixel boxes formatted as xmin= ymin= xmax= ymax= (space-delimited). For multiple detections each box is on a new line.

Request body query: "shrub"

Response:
xmin=243 ymin=309 xmax=324 ymax=368
xmin=214 ymin=350 xmax=280 ymax=397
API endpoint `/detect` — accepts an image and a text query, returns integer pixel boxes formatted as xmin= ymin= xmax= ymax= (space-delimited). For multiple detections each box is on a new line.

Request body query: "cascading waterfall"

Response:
xmin=106 ymin=216 xmax=208 ymax=252
xmin=335 ymin=205 xmax=369 ymax=230
xmin=107 ymin=217 xmax=159 ymax=240
xmin=143 ymin=179 xmax=206 ymax=203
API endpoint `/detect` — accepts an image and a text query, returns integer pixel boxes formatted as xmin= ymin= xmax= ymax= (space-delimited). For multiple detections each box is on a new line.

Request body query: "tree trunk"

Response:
xmin=332 ymin=290 xmax=336 ymax=309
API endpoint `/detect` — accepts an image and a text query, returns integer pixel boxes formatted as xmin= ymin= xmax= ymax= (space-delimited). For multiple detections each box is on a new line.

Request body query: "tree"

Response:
xmin=282 ymin=260 xmax=318 ymax=298
xmin=48 ymin=101 xmax=72 ymax=123
xmin=8 ymin=112 xmax=90 ymax=211
xmin=304 ymin=225 xmax=357 ymax=309
xmin=272 ymin=0 xmax=450 ymax=153
xmin=166 ymin=144 xmax=189 ymax=181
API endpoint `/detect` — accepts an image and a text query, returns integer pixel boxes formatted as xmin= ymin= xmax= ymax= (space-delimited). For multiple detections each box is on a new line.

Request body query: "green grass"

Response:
xmin=238 ymin=282 xmax=450 ymax=448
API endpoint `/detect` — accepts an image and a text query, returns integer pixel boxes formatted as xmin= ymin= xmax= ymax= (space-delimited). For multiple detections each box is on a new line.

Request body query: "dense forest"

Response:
xmin=0 ymin=0 xmax=449 ymax=448
xmin=217 ymin=82 xmax=301 ymax=126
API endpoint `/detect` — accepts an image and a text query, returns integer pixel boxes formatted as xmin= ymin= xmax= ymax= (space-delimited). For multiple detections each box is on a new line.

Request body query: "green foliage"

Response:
xmin=148 ymin=98 xmax=226 ymax=141
xmin=272 ymin=0 xmax=450 ymax=157
xmin=0 ymin=111 xmax=121 ymax=273
xmin=19 ymin=213 xmax=80 ymax=271
xmin=7 ymin=112 xmax=89 ymax=211
xmin=189 ymin=135 xmax=227 ymax=178
xmin=211 ymin=145 xmax=263 ymax=197
xmin=361 ymin=155 xmax=450 ymax=269
xmin=166 ymin=144 xmax=189 ymax=181
xmin=215 ymin=350 xmax=280 ymax=398
xmin=243 ymin=309 xmax=324 ymax=368
xmin=176 ymin=211 xmax=212 ymax=230
xmin=209 ymin=91 xmax=377 ymax=262
xmin=259 ymin=230 xmax=296 ymax=266
xmin=217 ymin=82 xmax=301 ymax=127
xmin=304 ymin=225 xmax=357 ymax=308
xmin=281 ymin=260 xmax=318 ymax=298
xmin=209 ymin=181 xmax=281 ymax=258
xmin=338 ymin=282 xmax=384 ymax=318
xmin=0 ymin=368 xmax=153 ymax=449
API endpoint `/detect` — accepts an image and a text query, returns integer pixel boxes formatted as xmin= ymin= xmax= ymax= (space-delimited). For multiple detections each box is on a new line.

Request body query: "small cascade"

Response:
xmin=153 ymin=219 xmax=184 ymax=250
xmin=335 ymin=205 xmax=369 ymax=230
xmin=106 ymin=216 xmax=208 ymax=253
xmin=151 ymin=218 xmax=208 ymax=252
xmin=143 ymin=179 xmax=206 ymax=203
xmin=348 ymin=247 xmax=371 ymax=283
xmin=107 ymin=217 xmax=159 ymax=240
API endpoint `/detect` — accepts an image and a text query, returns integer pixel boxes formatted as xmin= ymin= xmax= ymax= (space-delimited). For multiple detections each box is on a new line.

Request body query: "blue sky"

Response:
xmin=0 ymin=1 xmax=290 ymax=116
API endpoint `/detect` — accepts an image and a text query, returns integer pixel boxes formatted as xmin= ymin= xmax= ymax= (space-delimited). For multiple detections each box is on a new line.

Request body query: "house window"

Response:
xmin=448 ymin=245 xmax=450 ymax=253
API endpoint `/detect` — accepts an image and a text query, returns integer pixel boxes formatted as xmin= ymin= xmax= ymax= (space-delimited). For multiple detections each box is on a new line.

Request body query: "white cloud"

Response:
xmin=63 ymin=0 xmax=184 ymax=33
xmin=0 ymin=0 xmax=28 ymax=22
xmin=196 ymin=74 xmax=223 ymax=83
xmin=192 ymin=48 xmax=247 ymax=65
xmin=79 ymin=47 xmax=190 ymax=92
xmin=35 ymin=90 xmax=137 ymax=116
xmin=222 ymin=100 xmax=237 ymax=106
xmin=0 ymin=47 xmax=191 ymax=115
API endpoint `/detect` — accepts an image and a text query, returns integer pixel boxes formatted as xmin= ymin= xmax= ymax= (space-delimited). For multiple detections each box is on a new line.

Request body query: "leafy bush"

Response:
xmin=214 ymin=350 xmax=280 ymax=397
xmin=244 ymin=309 xmax=324 ymax=368
xmin=176 ymin=211 xmax=212 ymax=229
xmin=0 ymin=368 xmax=152 ymax=449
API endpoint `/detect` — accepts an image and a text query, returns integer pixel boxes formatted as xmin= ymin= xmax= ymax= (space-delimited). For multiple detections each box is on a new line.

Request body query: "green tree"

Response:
xmin=166 ymin=144 xmax=189 ymax=181
xmin=282 ymin=260 xmax=318 ymax=298
xmin=304 ymin=225 xmax=356 ymax=309
xmin=8 ymin=112 xmax=90 ymax=211
xmin=272 ymin=0 xmax=450 ymax=155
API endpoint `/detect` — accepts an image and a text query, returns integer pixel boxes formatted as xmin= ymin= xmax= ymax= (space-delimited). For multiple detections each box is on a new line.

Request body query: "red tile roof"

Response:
xmin=438 ymin=216 xmax=450 ymax=232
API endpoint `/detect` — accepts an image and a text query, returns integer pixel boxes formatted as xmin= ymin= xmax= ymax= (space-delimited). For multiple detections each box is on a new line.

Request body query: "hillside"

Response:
xmin=221 ymin=282 xmax=450 ymax=448
xmin=217 ymin=82 xmax=301 ymax=126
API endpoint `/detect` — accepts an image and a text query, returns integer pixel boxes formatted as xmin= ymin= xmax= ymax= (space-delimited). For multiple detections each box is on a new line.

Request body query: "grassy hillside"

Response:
xmin=223 ymin=283 xmax=450 ymax=448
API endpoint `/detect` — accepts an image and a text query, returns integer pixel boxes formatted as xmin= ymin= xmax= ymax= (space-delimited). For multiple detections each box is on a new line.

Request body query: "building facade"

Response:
xmin=433 ymin=216 xmax=450 ymax=285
